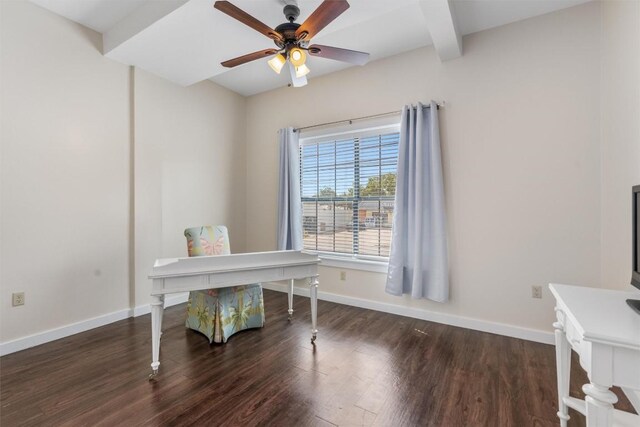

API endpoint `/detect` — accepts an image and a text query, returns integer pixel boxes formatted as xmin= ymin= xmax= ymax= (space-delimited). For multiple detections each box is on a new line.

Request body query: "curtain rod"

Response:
xmin=293 ymin=102 xmax=444 ymax=133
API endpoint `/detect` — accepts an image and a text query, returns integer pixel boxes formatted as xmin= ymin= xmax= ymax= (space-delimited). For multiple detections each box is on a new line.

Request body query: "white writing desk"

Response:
xmin=148 ymin=250 xmax=321 ymax=378
xmin=549 ymin=283 xmax=640 ymax=427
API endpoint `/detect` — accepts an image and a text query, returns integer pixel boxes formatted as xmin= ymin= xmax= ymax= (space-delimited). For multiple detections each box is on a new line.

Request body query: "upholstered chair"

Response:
xmin=184 ymin=225 xmax=265 ymax=343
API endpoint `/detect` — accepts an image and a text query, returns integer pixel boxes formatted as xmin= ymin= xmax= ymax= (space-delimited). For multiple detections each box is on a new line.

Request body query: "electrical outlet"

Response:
xmin=532 ymin=285 xmax=542 ymax=299
xmin=12 ymin=292 xmax=25 ymax=306
xmin=340 ymin=271 xmax=347 ymax=281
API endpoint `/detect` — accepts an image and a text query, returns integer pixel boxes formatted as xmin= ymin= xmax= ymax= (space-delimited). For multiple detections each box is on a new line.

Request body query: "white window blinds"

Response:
xmin=300 ymin=127 xmax=399 ymax=259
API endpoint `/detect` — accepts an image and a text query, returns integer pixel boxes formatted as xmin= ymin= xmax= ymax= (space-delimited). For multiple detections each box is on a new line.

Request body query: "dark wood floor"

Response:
xmin=1 ymin=290 xmax=634 ymax=426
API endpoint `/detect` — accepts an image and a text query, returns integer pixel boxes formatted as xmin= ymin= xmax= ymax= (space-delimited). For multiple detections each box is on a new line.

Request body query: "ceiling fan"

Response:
xmin=214 ymin=0 xmax=370 ymax=87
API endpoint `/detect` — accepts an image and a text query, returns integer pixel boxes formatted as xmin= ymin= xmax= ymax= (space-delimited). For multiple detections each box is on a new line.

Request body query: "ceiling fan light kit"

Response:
xmin=295 ymin=63 xmax=311 ymax=78
xmin=214 ymin=0 xmax=370 ymax=87
xmin=268 ymin=53 xmax=286 ymax=74
xmin=289 ymin=48 xmax=306 ymax=67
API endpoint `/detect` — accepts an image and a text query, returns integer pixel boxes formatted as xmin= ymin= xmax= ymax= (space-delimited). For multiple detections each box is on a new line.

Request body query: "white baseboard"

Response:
xmin=0 ymin=293 xmax=190 ymax=357
xmin=262 ymin=282 xmax=554 ymax=345
xmin=132 ymin=292 xmax=189 ymax=317
xmin=0 ymin=308 xmax=132 ymax=356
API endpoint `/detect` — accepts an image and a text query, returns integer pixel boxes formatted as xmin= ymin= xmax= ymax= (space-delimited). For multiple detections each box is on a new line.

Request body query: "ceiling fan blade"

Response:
xmin=295 ymin=0 xmax=350 ymax=42
xmin=289 ymin=62 xmax=307 ymax=88
xmin=214 ymin=1 xmax=283 ymax=43
xmin=308 ymin=44 xmax=369 ymax=65
xmin=221 ymin=48 xmax=280 ymax=68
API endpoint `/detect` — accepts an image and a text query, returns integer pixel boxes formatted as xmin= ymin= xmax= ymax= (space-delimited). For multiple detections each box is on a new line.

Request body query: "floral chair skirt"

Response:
xmin=186 ymin=284 xmax=265 ymax=344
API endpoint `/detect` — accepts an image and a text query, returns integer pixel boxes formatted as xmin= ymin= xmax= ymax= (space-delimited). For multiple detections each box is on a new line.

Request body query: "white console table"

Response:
xmin=148 ymin=250 xmax=321 ymax=378
xmin=549 ymin=283 xmax=640 ymax=427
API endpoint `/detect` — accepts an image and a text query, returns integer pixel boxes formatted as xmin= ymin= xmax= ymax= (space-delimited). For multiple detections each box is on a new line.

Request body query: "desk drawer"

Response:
xmin=563 ymin=315 xmax=584 ymax=354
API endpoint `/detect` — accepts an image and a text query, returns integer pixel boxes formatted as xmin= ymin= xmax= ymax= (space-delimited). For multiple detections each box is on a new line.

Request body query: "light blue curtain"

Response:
xmin=277 ymin=127 xmax=303 ymax=250
xmin=386 ymin=102 xmax=449 ymax=302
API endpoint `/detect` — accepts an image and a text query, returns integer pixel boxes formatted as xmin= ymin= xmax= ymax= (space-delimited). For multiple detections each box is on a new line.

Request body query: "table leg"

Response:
xmin=309 ymin=276 xmax=318 ymax=343
xmin=158 ymin=295 xmax=165 ymax=338
xmin=583 ymin=383 xmax=617 ymax=427
xmin=553 ymin=309 xmax=571 ymax=427
xmin=288 ymin=278 xmax=294 ymax=321
xmin=149 ymin=295 xmax=164 ymax=379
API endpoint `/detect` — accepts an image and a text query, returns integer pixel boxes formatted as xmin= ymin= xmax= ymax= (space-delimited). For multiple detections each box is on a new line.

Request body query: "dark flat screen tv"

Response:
xmin=628 ymin=185 xmax=640 ymax=314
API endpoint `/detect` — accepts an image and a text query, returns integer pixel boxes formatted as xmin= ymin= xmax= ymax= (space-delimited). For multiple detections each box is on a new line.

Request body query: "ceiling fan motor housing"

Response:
xmin=274 ymin=21 xmax=303 ymax=50
xmin=275 ymin=4 xmax=303 ymax=50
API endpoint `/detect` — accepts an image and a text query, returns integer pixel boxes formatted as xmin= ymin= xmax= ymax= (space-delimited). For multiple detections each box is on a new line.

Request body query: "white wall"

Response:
xmin=133 ymin=69 xmax=247 ymax=308
xmin=600 ymin=0 xmax=640 ymax=290
xmin=0 ymin=0 xmax=131 ymax=342
xmin=245 ymin=1 xmax=603 ymax=334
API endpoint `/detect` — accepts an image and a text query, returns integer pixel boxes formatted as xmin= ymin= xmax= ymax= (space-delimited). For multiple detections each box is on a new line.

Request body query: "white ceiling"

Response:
xmin=30 ymin=0 xmax=149 ymax=33
xmin=30 ymin=0 xmax=592 ymax=96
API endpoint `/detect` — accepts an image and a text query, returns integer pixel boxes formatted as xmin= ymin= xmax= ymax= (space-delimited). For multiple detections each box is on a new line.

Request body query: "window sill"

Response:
xmin=317 ymin=254 xmax=389 ymax=273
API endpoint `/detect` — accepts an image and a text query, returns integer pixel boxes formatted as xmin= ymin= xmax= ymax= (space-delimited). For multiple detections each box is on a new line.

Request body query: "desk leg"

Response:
xmin=288 ymin=279 xmax=294 ymax=321
xmin=149 ymin=295 xmax=164 ymax=379
xmin=553 ymin=312 xmax=571 ymax=427
xmin=583 ymin=383 xmax=617 ymax=427
xmin=310 ymin=276 xmax=318 ymax=343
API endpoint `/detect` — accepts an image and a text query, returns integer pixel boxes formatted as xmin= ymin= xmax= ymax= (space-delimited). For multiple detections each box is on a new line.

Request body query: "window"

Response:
xmin=300 ymin=124 xmax=399 ymax=263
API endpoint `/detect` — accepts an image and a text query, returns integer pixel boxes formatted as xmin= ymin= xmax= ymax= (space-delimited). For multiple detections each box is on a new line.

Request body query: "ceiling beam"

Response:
xmin=103 ymin=0 xmax=188 ymax=55
xmin=419 ymin=0 xmax=462 ymax=61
